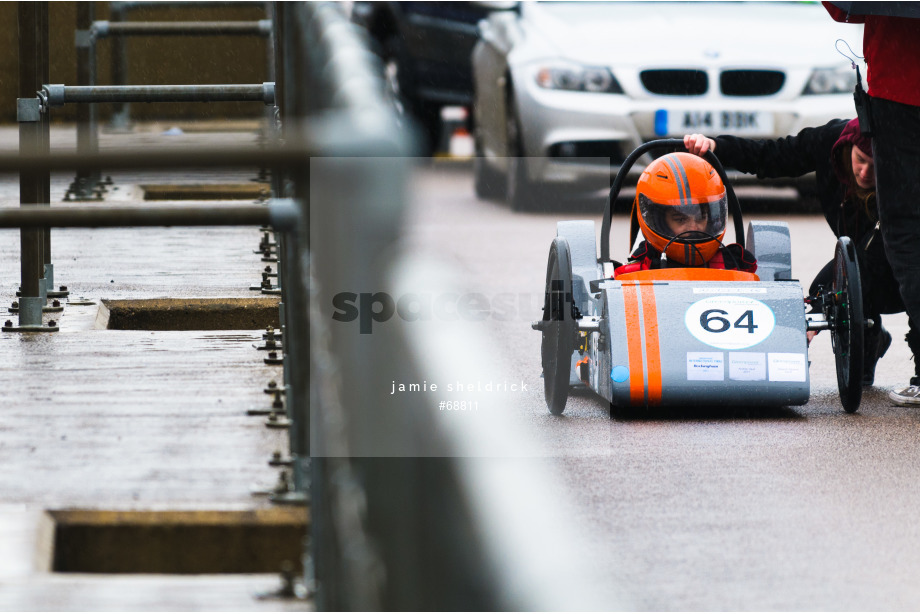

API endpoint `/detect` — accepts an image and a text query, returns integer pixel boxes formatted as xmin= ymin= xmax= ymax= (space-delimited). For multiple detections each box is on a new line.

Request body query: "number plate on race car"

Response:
xmin=655 ymin=109 xmax=774 ymax=136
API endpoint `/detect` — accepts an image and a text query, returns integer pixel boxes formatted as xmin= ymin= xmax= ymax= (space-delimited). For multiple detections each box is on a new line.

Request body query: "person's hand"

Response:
xmin=683 ymin=133 xmax=716 ymax=156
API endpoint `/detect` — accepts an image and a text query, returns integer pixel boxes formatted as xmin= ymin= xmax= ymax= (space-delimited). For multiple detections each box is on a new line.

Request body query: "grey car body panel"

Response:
xmin=596 ymin=280 xmax=809 ymax=407
xmin=746 ymin=221 xmax=793 ymax=282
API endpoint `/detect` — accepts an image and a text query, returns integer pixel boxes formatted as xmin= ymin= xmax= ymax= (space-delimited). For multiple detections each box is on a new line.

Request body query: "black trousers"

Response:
xmin=869 ymin=96 xmax=920 ymax=330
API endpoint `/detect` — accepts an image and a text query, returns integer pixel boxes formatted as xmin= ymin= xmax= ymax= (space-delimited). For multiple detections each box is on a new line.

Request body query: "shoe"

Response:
xmin=862 ymin=327 xmax=892 ymax=386
xmin=890 ymin=385 xmax=920 ymax=406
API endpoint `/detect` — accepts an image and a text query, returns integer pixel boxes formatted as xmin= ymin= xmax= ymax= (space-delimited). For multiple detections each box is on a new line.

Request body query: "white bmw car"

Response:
xmin=471 ymin=1 xmax=864 ymax=210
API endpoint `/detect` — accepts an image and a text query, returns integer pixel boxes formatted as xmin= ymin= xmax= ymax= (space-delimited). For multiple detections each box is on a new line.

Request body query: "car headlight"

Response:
xmin=535 ymin=64 xmax=623 ymax=94
xmin=803 ymin=66 xmax=857 ymax=95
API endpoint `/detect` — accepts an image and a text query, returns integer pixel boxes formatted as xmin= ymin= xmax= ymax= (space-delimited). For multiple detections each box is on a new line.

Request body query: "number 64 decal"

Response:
xmin=700 ymin=309 xmax=757 ymax=334
xmin=686 ymin=296 xmax=775 ymax=349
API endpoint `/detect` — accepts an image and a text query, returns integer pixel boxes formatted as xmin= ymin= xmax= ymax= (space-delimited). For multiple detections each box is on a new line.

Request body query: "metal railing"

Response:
xmin=44 ymin=83 xmax=275 ymax=106
xmin=14 ymin=80 xmax=275 ymax=330
xmin=93 ymin=19 xmax=272 ymax=37
xmin=106 ymin=1 xmax=270 ymax=131
xmin=67 ymin=1 xmax=274 ymax=201
xmin=7 ymin=1 xmax=618 ymax=609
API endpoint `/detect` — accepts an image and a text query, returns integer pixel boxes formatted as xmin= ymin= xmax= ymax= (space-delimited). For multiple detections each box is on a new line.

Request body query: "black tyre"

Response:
xmin=505 ymin=90 xmax=541 ymax=211
xmin=540 ymin=237 xmax=577 ymax=415
xmin=830 ymin=236 xmax=865 ymax=413
xmin=473 ymin=131 xmax=506 ymax=199
xmin=382 ymin=37 xmax=440 ymax=156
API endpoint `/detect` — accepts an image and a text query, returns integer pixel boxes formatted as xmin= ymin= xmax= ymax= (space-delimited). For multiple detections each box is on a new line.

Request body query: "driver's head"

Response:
xmin=635 ymin=152 xmax=727 ymax=265
xmin=664 ymin=205 xmax=710 ymax=236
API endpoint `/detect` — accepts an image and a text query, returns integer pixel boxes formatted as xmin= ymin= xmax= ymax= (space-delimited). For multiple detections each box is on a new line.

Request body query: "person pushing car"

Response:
xmin=683 ymin=119 xmax=920 ymax=396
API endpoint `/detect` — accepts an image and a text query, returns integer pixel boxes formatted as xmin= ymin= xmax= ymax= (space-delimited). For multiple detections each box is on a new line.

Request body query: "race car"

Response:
xmin=533 ymin=139 xmax=866 ymax=415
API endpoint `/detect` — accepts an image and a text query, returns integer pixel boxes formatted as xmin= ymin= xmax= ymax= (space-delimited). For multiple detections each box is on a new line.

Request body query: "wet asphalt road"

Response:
xmin=397 ymin=161 xmax=919 ymax=610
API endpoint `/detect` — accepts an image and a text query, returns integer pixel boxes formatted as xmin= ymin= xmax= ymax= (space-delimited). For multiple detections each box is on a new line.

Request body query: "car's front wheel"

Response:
xmin=505 ymin=91 xmax=543 ymax=211
xmin=473 ymin=131 xmax=506 ymax=200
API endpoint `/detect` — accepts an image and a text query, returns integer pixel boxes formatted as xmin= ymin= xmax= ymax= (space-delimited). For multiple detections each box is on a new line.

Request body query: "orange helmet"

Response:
xmin=634 ymin=152 xmax=727 ymax=265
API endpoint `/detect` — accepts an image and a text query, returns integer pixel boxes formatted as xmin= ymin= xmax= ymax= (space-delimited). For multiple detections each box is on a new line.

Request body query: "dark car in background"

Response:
xmin=351 ymin=1 xmax=503 ymax=154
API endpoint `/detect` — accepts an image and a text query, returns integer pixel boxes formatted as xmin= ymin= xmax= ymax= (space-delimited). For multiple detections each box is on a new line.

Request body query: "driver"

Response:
xmin=614 ymin=152 xmax=757 ymax=275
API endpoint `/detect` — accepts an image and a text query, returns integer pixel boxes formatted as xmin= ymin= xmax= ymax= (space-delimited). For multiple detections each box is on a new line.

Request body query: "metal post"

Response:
xmin=265 ymin=3 xmax=276 ymax=87
xmin=67 ymin=2 xmax=102 ymax=202
xmin=257 ymin=2 xmax=276 ymax=183
xmin=271 ymin=0 xmax=316 ymax=595
xmin=12 ymin=1 xmax=53 ymax=332
xmin=87 ymin=7 xmax=100 ymax=190
xmin=268 ymin=2 xmax=307 ymax=507
xmin=39 ymin=1 xmax=51 ymax=281
xmin=108 ymin=2 xmax=131 ymax=132
xmin=38 ymin=3 xmax=65 ymax=300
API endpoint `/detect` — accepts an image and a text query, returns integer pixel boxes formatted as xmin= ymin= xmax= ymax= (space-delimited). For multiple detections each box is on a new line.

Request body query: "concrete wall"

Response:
xmin=0 ymin=2 xmax=270 ymax=124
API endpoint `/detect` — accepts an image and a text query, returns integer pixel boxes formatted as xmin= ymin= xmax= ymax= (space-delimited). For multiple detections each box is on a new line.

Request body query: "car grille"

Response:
xmin=639 ymin=69 xmax=787 ymax=97
xmin=640 ymin=70 xmax=708 ymax=96
xmin=720 ymin=70 xmax=785 ymax=96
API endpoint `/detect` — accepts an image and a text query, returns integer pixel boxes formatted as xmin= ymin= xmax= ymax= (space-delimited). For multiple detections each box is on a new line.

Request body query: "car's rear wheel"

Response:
xmin=830 ymin=236 xmax=865 ymax=413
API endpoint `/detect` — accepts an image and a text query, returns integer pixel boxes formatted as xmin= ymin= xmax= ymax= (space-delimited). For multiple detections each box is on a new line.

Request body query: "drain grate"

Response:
xmin=141 ymin=183 xmax=269 ymax=201
xmin=99 ymin=298 xmax=280 ymax=330
xmin=50 ymin=509 xmax=307 ymax=574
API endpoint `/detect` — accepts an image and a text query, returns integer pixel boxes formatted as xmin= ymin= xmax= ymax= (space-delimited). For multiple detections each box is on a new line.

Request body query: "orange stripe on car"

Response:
xmin=639 ymin=283 xmax=662 ymax=405
xmin=621 ymin=282 xmax=645 ymax=405
xmin=616 ymin=268 xmax=759 ymax=282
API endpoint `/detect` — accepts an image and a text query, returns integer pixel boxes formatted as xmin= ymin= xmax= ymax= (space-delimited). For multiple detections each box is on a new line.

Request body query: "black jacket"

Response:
xmin=714 ymin=119 xmax=874 ymax=241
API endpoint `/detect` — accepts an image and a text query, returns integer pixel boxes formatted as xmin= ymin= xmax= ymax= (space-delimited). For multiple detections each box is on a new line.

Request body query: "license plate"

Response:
xmin=655 ymin=109 xmax=774 ymax=136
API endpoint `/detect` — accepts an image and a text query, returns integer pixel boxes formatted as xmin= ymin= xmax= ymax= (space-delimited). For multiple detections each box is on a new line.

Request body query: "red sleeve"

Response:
xmin=822 ymin=1 xmax=866 ymax=23
xmin=613 ymin=242 xmax=653 ymax=277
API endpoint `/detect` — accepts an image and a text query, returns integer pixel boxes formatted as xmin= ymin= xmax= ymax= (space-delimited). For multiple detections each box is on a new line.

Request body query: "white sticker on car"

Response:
xmin=768 ymin=353 xmax=807 ymax=382
xmin=687 ymin=352 xmax=724 ymax=381
xmin=729 ymin=352 xmax=766 ymax=381
xmin=684 ymin=295 xmax=775 ymax=350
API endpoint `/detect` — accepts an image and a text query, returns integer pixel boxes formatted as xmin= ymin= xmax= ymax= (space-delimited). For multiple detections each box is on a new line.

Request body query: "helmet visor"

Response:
xmin=638 ymin=193 xmax=727 ymax=242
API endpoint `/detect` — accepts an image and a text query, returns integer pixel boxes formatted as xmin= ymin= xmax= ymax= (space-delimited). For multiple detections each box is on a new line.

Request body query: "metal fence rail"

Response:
xmin=93 ymin=19 xmax=272 ymax=37
xmin=0 ymin=140 xmax=309 ymax=172
xmin=44 ymin=83 xmax=276 ymax=106
xmin=8 ymin=1 xmax=616 ymax=609
xmin=0 ymin=201 xmax=297 ymax=229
